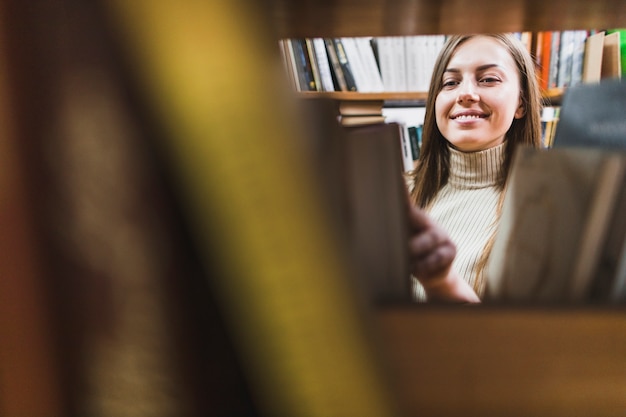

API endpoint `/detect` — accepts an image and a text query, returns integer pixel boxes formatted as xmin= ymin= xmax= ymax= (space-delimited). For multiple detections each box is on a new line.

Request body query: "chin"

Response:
xmin=450 ymin=138 xmax=503 ymax=152
xmin=449 ymin=141 xmax=484 ymax=152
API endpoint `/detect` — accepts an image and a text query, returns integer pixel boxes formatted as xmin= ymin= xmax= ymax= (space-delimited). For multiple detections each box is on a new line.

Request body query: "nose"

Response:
xmin=457 ymin=81 xmax=479 ymax=103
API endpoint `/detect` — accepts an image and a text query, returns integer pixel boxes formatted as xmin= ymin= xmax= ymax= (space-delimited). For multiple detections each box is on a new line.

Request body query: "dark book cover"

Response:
xmin=2 ymin=1 xmax=260 ymax=415
xmin=324 ymin=38 xmax=347 ymax=91
xmin=342 ymin=122 xmax=411 ymax=302
xmin=291 ymin=38 xmax=317 ymax=91
xmin=407 ymin=125 xmax=422 ymax=161
xmin=552 ymin=79 xmax=626 ymax=149
xmin=331 ymin=38 xmax=358 ymax=91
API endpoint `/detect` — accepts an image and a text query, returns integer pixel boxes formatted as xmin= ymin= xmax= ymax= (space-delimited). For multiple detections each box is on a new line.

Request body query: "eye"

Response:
xmin=441 ymin=79 xmax=459 ymax=88
xmin=479 ymin=76 xmax=501 ymax=84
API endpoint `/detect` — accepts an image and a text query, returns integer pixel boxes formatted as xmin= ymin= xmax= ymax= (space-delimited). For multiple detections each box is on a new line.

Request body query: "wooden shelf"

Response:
xmin=375 ymin=304 xmax=626 ymax=417
xmin=295 ymin=88 xmax=564 ymax=105
xmin=272 ymin=2 xmax=622 ymax=416
xmin=268 ymin=0 xmax=626 ymax=39
xmin=543 ymin=87 xmax=565 ymax=104
xmin=296 ymin=91 xmax=428 ymax=101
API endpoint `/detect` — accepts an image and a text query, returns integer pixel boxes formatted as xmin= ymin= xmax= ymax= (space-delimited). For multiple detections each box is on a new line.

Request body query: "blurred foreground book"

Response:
xmin=0 ymin=0 xmax=403 ymax=416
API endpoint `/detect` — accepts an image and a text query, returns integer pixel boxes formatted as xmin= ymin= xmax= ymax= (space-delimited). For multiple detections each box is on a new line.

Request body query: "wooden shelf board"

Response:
xmin=268 ymin=0 xmax=626 ymax=39
xmin=374 ymin=305 xmax=626 ymax=417
xmin=295 ymin=88 xmax=563 ymax=105
xmin=295 ymin=91 xmax=429 ymax=102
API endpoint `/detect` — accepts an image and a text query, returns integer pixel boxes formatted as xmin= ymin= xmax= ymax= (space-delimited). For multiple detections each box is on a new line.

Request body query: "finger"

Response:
xmin=408 ymin=224 xmax=450 ymax=256
xmin=411 ymin=243 xmax=456 ymax=276
xmin=407 ymin=204 xmax=433 ymax=232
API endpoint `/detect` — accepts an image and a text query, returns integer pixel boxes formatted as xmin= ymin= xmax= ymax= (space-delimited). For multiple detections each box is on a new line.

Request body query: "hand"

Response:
xmin=408 ymin=204 xmax=480 ymax=303
xmin=408 ymin=205 xmax=456 ymax=283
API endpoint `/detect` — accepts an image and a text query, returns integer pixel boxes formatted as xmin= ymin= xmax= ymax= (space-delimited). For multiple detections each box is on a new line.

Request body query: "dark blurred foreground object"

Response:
xmin=552 ymin=79 xmax=626 ymax=150
xmin=0 ymin=0 xmax=401 ymax=416
xmin=0 ymin=0 xmax=260 ymax=415
xmin=486 ymin=147 xmax=626 ymax=303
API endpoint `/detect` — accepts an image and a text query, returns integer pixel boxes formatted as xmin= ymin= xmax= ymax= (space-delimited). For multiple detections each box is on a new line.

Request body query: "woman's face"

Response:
xmin=435 ymin=36 xmax=525 ymax=152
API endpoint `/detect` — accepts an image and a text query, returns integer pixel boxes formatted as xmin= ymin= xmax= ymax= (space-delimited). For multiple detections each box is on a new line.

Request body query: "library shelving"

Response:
xmin=269 ymin=1 xmax=626 ymax=417
xmin=1 ymin=1 xmax=624 ymax=416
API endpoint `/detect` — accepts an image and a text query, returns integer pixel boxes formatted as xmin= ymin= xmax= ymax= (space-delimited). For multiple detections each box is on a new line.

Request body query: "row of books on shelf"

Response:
xmin=279 ymin=35 xmax=446 ymax=93
xmin=531 ymin=29 xmax=625 ymax=90
xmin=541 ymin=106 xmax=561 ymax=148
xmin=281 ymin=30 xmax=625 ymax=95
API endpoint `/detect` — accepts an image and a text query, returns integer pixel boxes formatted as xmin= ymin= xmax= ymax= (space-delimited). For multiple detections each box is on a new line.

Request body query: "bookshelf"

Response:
xmin=268 ymin=0 xmax=625 ymax=39
xmin=1 ymin=1 xmax=624 ymax=416
xmin=269 ymin=1 xmax=626 ymax=416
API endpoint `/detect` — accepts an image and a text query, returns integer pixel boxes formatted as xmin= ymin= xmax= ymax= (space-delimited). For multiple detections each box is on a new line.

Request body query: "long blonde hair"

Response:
xmin=409 ymin=33 xmax=543 ymax=291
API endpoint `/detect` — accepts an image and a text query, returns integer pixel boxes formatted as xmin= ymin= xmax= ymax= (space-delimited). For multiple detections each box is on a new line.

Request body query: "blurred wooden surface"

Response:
xmin=375 ymin=305 xmax=626 ymax=417
xmin=267 ymin=0 xmax=626 ymax=39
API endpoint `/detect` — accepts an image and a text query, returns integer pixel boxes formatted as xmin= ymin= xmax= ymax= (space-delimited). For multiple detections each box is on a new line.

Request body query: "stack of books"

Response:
xmin=338 ymin=99 xmax=385 ymax=126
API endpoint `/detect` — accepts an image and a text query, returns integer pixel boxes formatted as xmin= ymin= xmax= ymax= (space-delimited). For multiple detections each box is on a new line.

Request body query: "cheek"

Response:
xmin=496 ymin=88 xmax=522 ymax=118
xmin=434 ymin=96 xmax=448 ymax=126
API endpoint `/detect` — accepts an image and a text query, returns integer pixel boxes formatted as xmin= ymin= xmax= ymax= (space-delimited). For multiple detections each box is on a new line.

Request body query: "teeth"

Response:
xmin=455 ymin=114 xmax=481 ymax=120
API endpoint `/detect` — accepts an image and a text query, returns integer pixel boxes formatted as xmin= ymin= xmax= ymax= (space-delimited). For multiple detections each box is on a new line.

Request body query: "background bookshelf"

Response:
xmin=283 ymin=31 xmax=623 ymax=102
xmin=285 ymin=28 xmax=623 ymax=153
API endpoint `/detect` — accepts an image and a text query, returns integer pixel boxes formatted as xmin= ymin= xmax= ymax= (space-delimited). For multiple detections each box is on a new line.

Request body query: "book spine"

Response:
xmin=582 ymin=31 xmax=605 ymax=83
xmin=569 ymin=30 xmax=588 ymax=87
xmin=376 ymin=36 xmax=407 ymax=92
xmin=398 ymin=123 xmax=415 ymax=172
xmin=354 ymin=37 xmax=385 ymax=92
xmin=548 ymin=31 xmax=561 ymax=89
xmin=312 ymin=37 xmax=336 ymax=91
xmin=404 ymin=36 xmax=420 ymax=92
xmin=407 ymin=125 xmax=421 ymax=161
xmin=340 ymin=37 xmax=371 ymax=92
xmin=281 ymin=39 xmax=300 ymax=91
xmin=425 ymin=35 xmax=446 ymax=91
xmin=539 ymin=31 xmax=552 ymax=91
xmin=557 ymin=30 xmax=575 ymax=88
xmin=332 ymin=38 xmax=358 ymax=91
xmin=287 ymin=39 xmax=309 ymax=91
xmin=305 ymin=38 xmax=323 ymax=91
xmin=324 ymin=38 xmax=348 ymax=91
xmin=293 ymin=38 xmax=317 ymax=91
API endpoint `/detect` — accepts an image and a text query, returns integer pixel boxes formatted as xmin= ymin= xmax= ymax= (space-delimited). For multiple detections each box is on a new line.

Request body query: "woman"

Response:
xmin=408 ymin=33 xmax=543 ymax=302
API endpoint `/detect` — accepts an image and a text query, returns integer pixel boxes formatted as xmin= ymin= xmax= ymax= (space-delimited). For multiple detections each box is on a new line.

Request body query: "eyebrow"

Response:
xmin=444 ymin=64 xmax=501 ymax=73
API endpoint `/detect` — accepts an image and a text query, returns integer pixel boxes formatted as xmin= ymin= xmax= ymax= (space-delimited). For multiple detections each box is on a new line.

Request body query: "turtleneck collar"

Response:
xmin=447 ymin=142 xmax=506 ymax=189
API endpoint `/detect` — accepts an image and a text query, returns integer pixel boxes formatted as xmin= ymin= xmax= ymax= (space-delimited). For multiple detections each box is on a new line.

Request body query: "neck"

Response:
xmin=447 ymin=142 xmax=506 ymax=189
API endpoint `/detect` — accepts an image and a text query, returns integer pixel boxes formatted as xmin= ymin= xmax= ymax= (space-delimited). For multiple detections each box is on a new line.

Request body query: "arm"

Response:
xmin=408 ymin=204 xmax=480 ymax=303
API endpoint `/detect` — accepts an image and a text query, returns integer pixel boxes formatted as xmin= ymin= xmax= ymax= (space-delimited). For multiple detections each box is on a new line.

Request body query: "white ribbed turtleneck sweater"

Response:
xmin=412 ymin=142 xmax=505 ymax=301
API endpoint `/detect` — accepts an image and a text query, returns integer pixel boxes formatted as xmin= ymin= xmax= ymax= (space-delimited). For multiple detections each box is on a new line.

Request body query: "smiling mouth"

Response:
xmin=451 ymin=113 xmax=487 ymax=120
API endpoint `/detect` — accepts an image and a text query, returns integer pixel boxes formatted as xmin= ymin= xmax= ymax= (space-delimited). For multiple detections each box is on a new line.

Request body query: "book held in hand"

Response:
xmin=485 ymin=146 xmax=626 ymax=304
